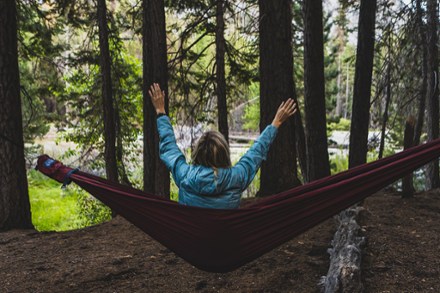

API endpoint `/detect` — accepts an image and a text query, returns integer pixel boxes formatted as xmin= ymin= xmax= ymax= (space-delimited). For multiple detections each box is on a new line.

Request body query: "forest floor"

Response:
xmin=1 ymin=190 xmax=439 ymax=293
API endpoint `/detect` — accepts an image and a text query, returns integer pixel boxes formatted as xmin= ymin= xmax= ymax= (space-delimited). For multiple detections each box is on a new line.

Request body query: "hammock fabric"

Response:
xmin=36 ymin=138 xmax=440 ymax=273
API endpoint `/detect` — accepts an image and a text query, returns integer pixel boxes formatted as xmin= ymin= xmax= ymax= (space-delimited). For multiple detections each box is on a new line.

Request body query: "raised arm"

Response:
xmin=149 ymin=83 xmax=189 ymax=187
xmin=232 ymin=98 xmax=297 ymax=190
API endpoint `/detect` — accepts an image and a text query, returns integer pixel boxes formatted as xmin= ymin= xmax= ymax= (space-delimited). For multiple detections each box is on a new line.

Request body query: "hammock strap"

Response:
xmin=62 ymin=168 xmax=79 ymax=189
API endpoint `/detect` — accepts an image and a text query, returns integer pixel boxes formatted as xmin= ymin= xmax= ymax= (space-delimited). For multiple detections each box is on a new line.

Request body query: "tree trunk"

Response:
xmin=0 ymin=0 xmax=33 ymax=230
xmin=321 ymin=207 xmax=365 ymax=293
xmin=303 ymin=0 xmax=330 ymax=181
xmin=402 ymin=117 xmax=415 ymax=198
xmin=258 ymin=0 xmax=300 ymax=196
xmin=425 ymin=0 xmax=439 ymax=190
xmin=413 ymin=0 xmax=427 ymax=146
xmin=294 ymin=109 xmax=308 ymax=183
xmin=97 ymin=0 xmax=118 ymax=183
xmin=327 ymin=1 xmax=377 ymax=290
xmin=216 ymin=0 xmax=229 ymax=142
xmin=345 ymin=63 xmax=350 ymax=119
xmin=143 ymin=0 xmax=170 ymax=196
xmin=349 ymin=0 xmax=377 ymax=168
xmin=378 ymin=59 xmax=391 ymax=159
xmin=336 ymin=56 xmax=343 ymax=117
xmin=115 ymin=104 xmax=132 ymax=186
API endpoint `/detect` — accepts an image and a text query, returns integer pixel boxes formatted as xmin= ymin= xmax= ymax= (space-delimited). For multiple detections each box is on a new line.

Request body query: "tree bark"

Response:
xmin=143 ymin=0 xmax=170 ymax=196
xmin=336 ymin=56 xmax=343 ymax=117
xmin=294 ymin=109 xmax=308 ymax=183
xmin=303 ymin=0 xmax=330 ymax=181
xmin=378 ymin=59 xmax=391 ymax=159
xmin=349 ymin=0 xmax=377 ymax=168
xmin=216 ymin=0 xmax=229 ymax=142
xmin=97 ymin=0 xmax=118 ymax=183
xmin=425 ymin=0 xmax=439 ymax=189
xmin=321 ymin=207 xmax=365 ymax=293
xmin=258 ymin=0 xmax=300 ymax=196
xmin=0 ymin=0 xmax=33 ymax=230
xmin=402 ymin=117 xmax=415 ymax=198
xmin=345 ymin=63 xmax=350 ymax=119
xmin=115 ymin=104 xmax=132 ymax=186
xmin=413 ymin=0 xmax=427 ymax=146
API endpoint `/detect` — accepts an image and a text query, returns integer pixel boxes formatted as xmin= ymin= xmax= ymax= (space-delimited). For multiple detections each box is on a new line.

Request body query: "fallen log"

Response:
xmin=320 ymin=206 xmax=365 ymax=293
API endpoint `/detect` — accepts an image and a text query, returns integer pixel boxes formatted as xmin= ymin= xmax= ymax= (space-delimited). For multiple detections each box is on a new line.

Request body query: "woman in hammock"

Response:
xmin=149 ymin=83 xmax=297 ymax=209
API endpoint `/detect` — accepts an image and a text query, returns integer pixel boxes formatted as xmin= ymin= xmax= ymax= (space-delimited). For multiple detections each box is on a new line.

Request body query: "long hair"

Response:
xmin=192 ymin=131 xmax=232 ymax=168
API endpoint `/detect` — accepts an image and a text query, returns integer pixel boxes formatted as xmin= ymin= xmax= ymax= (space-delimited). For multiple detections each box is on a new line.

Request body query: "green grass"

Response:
xmin=28 ymin=170 xmax=100 ymax=232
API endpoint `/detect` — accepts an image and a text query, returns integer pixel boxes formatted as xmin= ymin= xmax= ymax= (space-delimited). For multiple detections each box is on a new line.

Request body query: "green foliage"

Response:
xmin=327 ymin=117 xmax=351 ymax=131
xmin=329 ymin=154 xmax=349 ymax=174
xmin=166 ymin=1 xmax=259 ymax=128
xmin=59 ymin=21 xmax=143 ymax=184
xmin=240 ymin=83 xmax=261 ymax=131
xmin=329 ymin=147 xmax=396 ymax=176
xmin=242 ymin=99 xmax=260 ymax=131
xmin=28 ymin=170 xmax=111 ymax=231
xmin=368 ymin=1 xmax=426 ymax=146
xmin=327 ymin=117 xmax=350 ymax=143
xmin=387 ymin=119 xmax=405 ymax=147
xmin=16 ymin=1 xmax=65 ymax=146
xmin=244 ymin=169 xmax=260 ymax=197
xmin=170 ymin=177 xmax=179 ymax=202
xmin=61 ymin=64 xmax=104 ymax=166
xmin=19 ymin=61 xmax=52 ymax=143
xmin=76 ymin=188 xmax=112 ymax=227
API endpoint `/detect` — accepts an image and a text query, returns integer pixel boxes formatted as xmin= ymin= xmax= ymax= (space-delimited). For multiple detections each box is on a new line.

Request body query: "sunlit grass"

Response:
xmin=28 ymin=170 xmax=85 ymax=231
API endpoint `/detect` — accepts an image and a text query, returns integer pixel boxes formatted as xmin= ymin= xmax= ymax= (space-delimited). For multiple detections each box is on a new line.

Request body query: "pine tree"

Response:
xmin=303 ymin=0 xmax=330 ymax=181
xmin=97 ymin=0 xmax=118 ymax=182
xmin=142 ymin=0 xmax=170 ymax=196
xmin=349 ymin=0 xmax=377 ymax=168
xmin=258 ymin=0 xmax=300 ymax=195
xmin=0 ymin=0 xmax=33 ymax=230
xmin=216 ymin=0 xmax=229 ymax=142
xmin=425 ymin=0 xmax=439 ymax=189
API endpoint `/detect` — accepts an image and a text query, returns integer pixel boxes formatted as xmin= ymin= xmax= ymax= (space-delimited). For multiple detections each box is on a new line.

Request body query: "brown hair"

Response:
xmin=192 ymin=131 xmax=231 ymax=168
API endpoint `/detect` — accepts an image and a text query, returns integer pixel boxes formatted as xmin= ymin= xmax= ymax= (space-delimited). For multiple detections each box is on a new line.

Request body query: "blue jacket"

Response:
xmin=157 ymin=115 xmax=278 ymax=209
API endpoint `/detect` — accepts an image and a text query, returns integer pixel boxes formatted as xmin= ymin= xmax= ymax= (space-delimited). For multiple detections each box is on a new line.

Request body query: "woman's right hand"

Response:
xmin=271 ymin=98 xmax=297 ymax=128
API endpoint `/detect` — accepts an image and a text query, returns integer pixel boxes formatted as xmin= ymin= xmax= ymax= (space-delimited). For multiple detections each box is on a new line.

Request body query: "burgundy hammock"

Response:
xmin=36 ymin=138 xmax=440 ymax=273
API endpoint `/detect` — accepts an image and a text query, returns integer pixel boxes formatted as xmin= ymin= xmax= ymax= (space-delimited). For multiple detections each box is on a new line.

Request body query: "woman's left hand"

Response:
xmin=149 ymin=83 xmax=166 ymax=114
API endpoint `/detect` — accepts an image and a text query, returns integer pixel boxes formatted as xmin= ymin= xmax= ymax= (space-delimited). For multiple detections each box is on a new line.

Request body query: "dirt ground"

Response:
xmin=1 ymin=190 xmax=439 ymax=293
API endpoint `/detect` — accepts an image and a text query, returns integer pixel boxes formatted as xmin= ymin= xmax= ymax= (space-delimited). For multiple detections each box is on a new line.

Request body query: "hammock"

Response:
xmin=36 ymin=138 xmax=440 ymax=273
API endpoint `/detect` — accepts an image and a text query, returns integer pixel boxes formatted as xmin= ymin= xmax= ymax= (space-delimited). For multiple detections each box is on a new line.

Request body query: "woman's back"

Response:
xmin=178 ymin=165 xmax=240 ymax=209
xmin=157 ymin=115 xmax=278 ymax=209
xmin=149 ymin=82 xmax=297 ymax=209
